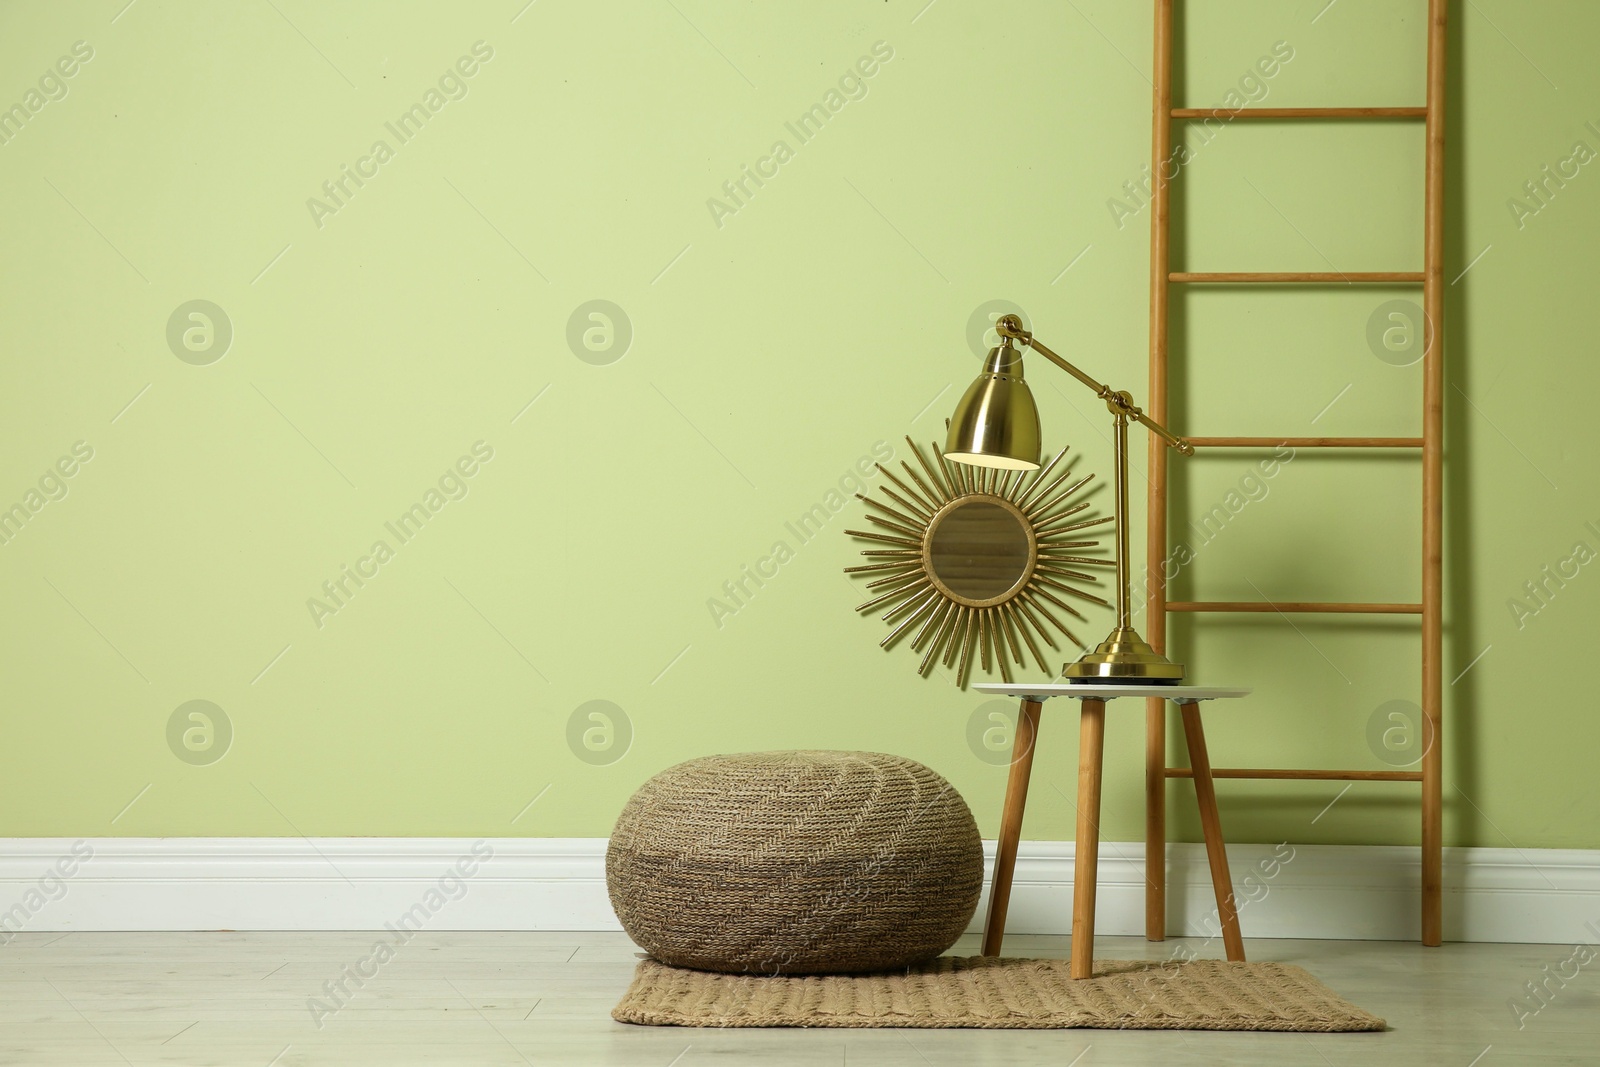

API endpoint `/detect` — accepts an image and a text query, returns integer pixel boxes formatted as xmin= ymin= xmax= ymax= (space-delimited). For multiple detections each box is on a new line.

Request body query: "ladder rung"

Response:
xmin=1167 ymin=767 xmax=1424 ymax=782
xmin=1171 ymin=272 xmax=1425 ymax=284
xmin=1188 ymin=437 xmax=1424 ymax=449
xmin=1171 ymin=106 xmax=1427 ymax=120
xmin=1166 ymin=601 xmax=1424 ymax=615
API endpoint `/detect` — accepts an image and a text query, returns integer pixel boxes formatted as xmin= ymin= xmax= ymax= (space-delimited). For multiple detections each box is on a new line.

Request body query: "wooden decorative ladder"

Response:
xmin=1144 ymin=0 xmax=1447 ymax=946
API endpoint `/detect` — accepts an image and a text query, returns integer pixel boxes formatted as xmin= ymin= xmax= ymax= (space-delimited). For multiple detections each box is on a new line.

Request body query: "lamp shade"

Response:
xmin=944 ymin=344 xmax=1042 ymax=471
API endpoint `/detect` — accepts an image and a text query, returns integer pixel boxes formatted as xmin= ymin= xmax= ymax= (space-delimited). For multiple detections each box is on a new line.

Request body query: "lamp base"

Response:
xmin=1063 ymin=626 xmax=1185 ymax=684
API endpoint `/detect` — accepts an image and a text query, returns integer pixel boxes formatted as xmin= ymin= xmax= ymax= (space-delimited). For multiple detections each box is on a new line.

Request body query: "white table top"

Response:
xmin=972 ymin=682 xmax=1251 ymax=704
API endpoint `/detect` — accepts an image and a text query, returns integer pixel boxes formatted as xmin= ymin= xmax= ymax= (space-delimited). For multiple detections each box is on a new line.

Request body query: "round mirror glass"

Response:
xmin=927 ymin=500 xmax=1031 ymax=603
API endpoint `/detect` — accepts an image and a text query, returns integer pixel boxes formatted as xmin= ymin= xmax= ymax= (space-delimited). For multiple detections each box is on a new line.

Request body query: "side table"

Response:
xmin=972 ymin=683 xmax=1251 ymax=979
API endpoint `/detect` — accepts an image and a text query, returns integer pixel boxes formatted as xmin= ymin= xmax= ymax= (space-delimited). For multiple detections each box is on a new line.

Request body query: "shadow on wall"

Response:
xmin=1442 ymin=4 xmax=1479 ymax=850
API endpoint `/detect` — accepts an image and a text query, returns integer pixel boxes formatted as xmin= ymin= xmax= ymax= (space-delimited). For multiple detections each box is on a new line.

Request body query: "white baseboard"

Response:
xmin=2 ymin=838 xmax=1596 ymax=945
xmin=996 ymin=840 xmax=1600 ymax=946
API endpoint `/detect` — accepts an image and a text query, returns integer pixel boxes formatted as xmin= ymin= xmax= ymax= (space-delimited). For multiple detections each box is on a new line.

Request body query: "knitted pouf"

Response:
xmin=606 ymin=750 xmax=983 ymax=975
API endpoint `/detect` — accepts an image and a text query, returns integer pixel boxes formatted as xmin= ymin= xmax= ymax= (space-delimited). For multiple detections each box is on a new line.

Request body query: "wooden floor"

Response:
xmin=0 ymin=930 xmax=1593 ymax=1065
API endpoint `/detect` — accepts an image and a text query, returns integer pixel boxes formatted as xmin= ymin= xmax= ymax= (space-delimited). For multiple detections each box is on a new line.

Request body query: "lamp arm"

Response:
xmin=996 ymin=315 xmax=1194 ymax=457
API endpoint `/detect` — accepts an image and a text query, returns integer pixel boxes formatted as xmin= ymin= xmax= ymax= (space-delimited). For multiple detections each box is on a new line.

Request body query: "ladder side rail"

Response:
xmin=1145 ymin=0 xmax=1176 ymax=946
xmin=1421 ymin=0 xmax=1448 ymax=949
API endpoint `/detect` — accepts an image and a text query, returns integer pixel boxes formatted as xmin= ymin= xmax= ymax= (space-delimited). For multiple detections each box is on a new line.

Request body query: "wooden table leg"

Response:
xmin=1179 ymin=703 xmax=1245 ymax=963
xmin=982 ymin=698 xmax=1042 ymax=957
xmin=1070 ymin=698 xmax=1106 ymax=980
xmin=1145 ymin=696 xmax=1166 ymax=942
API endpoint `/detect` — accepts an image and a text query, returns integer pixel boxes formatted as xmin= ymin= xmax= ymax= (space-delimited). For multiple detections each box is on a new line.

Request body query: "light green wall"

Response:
xmin=1 ymin=1 xmax=1595 ymax=850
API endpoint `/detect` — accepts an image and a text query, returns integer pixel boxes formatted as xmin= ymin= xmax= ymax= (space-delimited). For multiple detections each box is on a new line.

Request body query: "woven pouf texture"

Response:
xmin=606 ymin=750 xmax=983 ymax=975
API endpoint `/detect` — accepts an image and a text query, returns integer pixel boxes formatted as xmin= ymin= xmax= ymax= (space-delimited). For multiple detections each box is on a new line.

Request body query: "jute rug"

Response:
xmin=614 ymin=956 xmax=1385 ymax=1031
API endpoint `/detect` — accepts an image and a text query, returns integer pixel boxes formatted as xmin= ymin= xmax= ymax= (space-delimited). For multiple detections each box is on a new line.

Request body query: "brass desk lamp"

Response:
xmin=946 ymin=314 xmax=1193 ymax=683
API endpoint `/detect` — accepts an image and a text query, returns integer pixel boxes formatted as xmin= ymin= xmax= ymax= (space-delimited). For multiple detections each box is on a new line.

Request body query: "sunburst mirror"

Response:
xmin=845 ymin=437 xmax=1112 ymax=687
